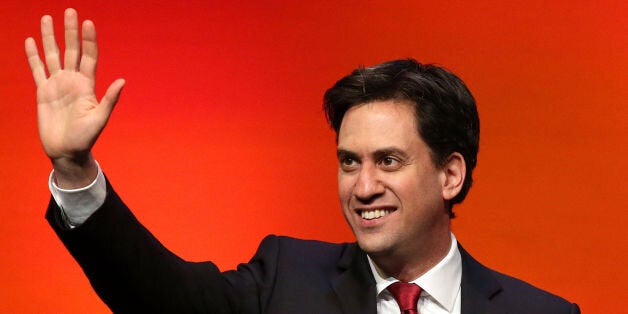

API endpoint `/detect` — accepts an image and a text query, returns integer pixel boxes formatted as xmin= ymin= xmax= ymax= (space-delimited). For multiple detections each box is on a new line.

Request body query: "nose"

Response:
xmin=353 ymin=163 xmax=385 ymax=204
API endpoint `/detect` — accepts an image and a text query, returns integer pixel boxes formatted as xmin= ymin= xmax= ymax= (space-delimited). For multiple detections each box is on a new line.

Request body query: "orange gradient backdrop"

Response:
xmin=1 ymin=1 xmax=626 ymax=313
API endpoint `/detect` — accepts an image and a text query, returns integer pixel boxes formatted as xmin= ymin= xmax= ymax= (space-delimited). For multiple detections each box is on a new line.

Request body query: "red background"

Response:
xmin=1 ymin=1 xmax=626 ymax=312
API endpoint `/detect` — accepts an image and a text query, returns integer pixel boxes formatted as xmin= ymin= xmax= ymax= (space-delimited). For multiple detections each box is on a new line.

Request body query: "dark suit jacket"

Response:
xmin=47 ymin=182 xmax=580 ymax=314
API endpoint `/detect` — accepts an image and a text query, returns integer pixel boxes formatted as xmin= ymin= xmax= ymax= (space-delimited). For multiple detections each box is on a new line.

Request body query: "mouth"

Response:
xmin=357 ymin=208 xmax=395 ymax=220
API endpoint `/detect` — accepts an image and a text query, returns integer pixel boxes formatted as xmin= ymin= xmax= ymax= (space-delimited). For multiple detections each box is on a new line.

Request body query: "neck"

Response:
xmin=370 ymin=229 xmax=452 ymax=282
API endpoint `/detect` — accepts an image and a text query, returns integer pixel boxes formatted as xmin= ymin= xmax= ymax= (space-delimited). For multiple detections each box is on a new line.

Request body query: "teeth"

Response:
xmin=360 ymin=209 xmax=391 ymax=220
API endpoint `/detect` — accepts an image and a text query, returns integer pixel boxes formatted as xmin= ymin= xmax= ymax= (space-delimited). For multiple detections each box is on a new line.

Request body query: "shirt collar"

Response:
xmin=367 ymin=233 xmax=462 ymax=312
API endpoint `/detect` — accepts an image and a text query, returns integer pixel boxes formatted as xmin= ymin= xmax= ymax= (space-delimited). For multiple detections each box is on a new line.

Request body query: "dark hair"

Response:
xmin=323 ymin=59 xmax=479 ymax=217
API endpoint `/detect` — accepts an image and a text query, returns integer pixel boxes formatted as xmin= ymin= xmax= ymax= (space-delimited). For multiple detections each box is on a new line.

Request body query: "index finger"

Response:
xmin=79 ymin=20 xmax=98 ymax=81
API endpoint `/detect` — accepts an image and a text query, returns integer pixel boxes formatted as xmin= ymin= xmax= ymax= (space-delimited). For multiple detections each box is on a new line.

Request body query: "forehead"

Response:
xmin=337 ymin=100 xmax=421 ymax=149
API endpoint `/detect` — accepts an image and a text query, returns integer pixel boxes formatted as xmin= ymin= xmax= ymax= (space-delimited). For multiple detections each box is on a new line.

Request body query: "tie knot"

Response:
xmin=387 ymin=282 xmax=422 ymax=313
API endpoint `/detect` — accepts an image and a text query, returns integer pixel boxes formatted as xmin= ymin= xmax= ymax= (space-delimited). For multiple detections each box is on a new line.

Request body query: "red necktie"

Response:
xmin=387 ymin=282 xmax=422 ymax=314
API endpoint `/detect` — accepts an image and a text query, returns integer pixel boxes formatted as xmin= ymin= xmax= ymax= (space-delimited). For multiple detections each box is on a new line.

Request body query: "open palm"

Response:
xmin=25 ymin=8 xmax=124 ymax=164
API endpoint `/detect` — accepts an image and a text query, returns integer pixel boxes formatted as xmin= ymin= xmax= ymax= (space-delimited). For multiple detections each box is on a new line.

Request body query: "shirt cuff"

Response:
xmin=48 ymin=162 xmax=106 ymax=228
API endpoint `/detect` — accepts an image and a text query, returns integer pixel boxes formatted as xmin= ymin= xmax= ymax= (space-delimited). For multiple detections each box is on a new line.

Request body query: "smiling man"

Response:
xmin=337 ymin=99 xmax=458 ymax=282
xmin=28 ymin=9 xmax=579 ymax=314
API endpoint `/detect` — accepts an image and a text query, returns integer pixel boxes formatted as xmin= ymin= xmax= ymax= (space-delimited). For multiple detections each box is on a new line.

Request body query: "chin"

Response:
xmin=355 ymin=233 xmax=393 ymax=256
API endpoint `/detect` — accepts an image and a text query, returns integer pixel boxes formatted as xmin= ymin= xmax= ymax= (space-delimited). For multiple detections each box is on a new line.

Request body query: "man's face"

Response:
xmin=337 ymin=100 xmax=451 ymax=259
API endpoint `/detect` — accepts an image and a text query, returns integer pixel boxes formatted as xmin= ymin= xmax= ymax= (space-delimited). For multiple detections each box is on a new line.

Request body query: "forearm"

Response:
xmin=46 ymin=181 xmax=234 ymax=313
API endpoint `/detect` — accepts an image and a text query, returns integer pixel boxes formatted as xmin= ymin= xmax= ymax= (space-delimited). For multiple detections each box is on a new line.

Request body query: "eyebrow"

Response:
xmin=372 ymin=147 xmax=409 ymax=160
xmin=336 ymin=147 xmax=409 ymax=160
xmin=336 ymin=148 xmax=358 ymax=160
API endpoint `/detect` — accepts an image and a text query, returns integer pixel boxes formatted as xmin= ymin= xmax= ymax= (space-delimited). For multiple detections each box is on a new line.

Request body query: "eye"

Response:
xmin=382 ymin=157 xmax=395 ymax=166
xmin=339 ymin=157 xmax=359 ymax=171
xmin=379 ymin=156 xmax=402 ymax=171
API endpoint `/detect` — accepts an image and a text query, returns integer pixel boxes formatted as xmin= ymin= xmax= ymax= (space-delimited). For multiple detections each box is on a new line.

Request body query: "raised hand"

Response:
xmin=25 ymin=8 xmax=124 ymax=188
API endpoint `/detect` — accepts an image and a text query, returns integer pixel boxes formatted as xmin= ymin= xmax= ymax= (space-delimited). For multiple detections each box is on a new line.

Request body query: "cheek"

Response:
xmin=337 ymin=174 xmax=353 ymax=203
xmin=390 ymin=173 xmax=439 ymax=204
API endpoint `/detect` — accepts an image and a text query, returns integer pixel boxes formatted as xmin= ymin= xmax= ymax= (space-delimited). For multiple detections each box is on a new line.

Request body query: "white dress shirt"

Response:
xmin=369 ymin=233 xmax=462 ymax=314
xmin=49 ymin=164 xmax=106 ymax=227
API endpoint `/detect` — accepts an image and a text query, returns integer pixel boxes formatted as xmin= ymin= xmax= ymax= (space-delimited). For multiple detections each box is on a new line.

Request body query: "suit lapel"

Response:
xmin=329 ymin=242 xmax=504 ymax=314
xmin=459 ymin=244 xmax=503 ymax=314
xmin=331 ymin=244 xmax=377 ymax=314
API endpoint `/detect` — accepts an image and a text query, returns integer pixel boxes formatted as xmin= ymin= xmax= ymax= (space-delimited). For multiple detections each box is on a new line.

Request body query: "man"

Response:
xmin=26 ymin=9 xmax=580 ymax=314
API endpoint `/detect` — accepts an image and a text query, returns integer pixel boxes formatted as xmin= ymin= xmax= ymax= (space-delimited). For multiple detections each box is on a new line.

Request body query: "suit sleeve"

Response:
xmin=46 ymin=180 xmax=242 ymax=313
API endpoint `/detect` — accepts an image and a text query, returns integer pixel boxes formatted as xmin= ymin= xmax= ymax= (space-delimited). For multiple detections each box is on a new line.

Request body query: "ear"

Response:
xmin=441 ymin=152 xmax=466 ymax=201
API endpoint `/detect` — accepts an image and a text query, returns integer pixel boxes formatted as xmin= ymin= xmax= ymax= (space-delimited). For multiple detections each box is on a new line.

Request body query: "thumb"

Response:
xmin=99 ymin=78 xmax=126 ymax=113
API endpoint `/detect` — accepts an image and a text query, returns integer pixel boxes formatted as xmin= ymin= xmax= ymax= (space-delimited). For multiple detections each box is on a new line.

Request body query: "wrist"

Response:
xmin=52 ymin=153 xmax=99 ymax=189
